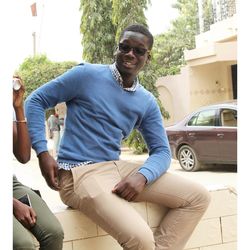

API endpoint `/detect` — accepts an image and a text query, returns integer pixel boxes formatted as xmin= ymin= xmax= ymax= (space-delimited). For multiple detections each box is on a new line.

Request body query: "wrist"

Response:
xmin=38 ymin=151 xmax=50 ymax=160
xmin=13 ymin=198 xmax=21 ymax=209
xmin=136 ymin=172 xmax=147 ymax=185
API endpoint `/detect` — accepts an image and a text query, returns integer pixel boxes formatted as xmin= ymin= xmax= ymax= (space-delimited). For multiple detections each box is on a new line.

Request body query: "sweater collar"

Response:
xmin=109 ymin=63 xmax=138 ymax=92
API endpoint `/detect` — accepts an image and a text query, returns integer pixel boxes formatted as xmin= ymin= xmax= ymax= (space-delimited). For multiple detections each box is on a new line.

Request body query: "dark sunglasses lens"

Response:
xmin=119 ymin=43 xmax=147 ymax=56
xmin=134 ymin=48 xmax=147 ymax=56
xmin=119 ymin=43 xmax=131 ymax=53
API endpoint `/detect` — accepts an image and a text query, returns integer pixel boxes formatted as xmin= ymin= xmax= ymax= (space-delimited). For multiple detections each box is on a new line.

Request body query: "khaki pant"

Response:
xmin=58 ymin=161 xmax=210 ymax=250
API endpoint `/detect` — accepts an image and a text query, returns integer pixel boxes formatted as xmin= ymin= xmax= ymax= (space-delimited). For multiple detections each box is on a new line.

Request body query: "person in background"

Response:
xmin=13 ymin=75 xmax=64 ymax=250
xmin=59 ymin=116 xmax=65 ymax=140
xmin=25 ymin=24 xmax=210 ymax=250
xmin=47 ymin=110 xmax=61 ymax=157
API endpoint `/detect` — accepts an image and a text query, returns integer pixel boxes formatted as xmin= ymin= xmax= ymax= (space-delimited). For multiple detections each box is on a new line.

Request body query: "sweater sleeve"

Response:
xmin=24 ymin=64 xmax=84 ymax=155
xmin=137 ymin=97 xmax=172 ymax=183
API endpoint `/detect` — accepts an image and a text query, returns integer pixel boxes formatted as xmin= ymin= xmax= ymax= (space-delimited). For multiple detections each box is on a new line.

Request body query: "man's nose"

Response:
xmin=126 ymin=48 xmax=136 ymax=57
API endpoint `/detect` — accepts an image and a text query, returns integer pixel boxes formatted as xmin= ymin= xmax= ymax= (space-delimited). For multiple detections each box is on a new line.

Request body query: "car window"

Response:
xmin=187 ymin=114 xmax=198 ymax=126
xmin=188 ymin=109 xmax=216 ymax=126
xmin=220 ymin=109 xmax=237 ymax=127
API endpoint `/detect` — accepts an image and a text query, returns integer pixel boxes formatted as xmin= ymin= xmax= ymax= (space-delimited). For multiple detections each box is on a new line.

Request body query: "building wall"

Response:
xmin=189 ymin=62 xmax=234 ymax=111
xmin=156 ymin=67 xmax=190 ymax=126
xmin=156 ymin=15 xmax=237 ymax=125
xmin=157 ymin=60 xmax=236 ymax=125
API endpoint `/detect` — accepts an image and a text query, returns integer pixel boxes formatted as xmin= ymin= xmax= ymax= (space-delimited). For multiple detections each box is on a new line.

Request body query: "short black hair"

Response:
xmin=119 ymin=24 xmax=154 ymax=50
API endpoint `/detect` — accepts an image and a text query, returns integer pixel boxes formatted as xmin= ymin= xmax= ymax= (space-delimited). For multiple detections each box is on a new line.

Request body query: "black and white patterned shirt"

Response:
xmin=109 ymin=63 xmax=139 ymax=92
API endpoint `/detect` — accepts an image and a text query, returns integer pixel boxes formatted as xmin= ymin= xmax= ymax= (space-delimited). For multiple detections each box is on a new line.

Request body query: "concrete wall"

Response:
xmin=156 ymin=67 xmax=190 ymax=125
xmin=189 ymin=62 xmax=234 ymax=111
xmin=34 ymin=186 xmax=237 ymax=250
xmin=156 ymin=60 xmax=236 ymax=125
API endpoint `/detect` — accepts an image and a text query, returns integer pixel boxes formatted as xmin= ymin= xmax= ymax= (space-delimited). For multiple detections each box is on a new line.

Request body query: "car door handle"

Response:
xmin=188 ymin=132 xmax=195 ymax=136
xmin=217 ymin=133 xmax=224 ymax=137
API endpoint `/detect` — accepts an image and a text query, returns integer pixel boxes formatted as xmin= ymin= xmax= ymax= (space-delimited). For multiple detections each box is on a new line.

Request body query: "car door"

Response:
xmin=217 ymin=108 xmax=237 ymax=163
xmin=186 ymin=109 xmax=220 ymax=162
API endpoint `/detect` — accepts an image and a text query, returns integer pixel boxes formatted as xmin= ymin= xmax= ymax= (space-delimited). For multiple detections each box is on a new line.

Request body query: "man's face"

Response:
xmin=115 ymin=31 xmax=151 ymax=78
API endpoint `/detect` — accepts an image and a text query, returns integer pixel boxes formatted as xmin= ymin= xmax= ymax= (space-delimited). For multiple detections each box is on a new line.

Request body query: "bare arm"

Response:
xmin=13 ymin=76 xmax=31 ymax=163
xmin=38 ymin=151 xmax=60 ymax=191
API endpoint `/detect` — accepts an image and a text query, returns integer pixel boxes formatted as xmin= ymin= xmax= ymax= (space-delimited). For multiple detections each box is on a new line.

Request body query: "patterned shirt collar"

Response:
xmin=109 ymin=63 xmax=139 ymax=92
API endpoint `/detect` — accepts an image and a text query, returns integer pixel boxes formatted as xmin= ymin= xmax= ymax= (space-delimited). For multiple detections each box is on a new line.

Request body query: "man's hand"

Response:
xmin=38 ymin=151 xmax=60 ymax=190
xmin=112 ymin=173 xmax=147 ymax=202
xmin=13 ymin=198 xmax=36 ymax=229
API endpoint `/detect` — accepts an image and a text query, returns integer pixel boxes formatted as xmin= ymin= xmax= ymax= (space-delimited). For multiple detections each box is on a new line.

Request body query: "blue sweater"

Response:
xmin=25 ymin=63 xmax=171 ymax=183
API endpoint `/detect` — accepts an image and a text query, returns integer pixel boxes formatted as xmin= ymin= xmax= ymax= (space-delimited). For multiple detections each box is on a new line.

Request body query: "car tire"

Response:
xmin=177 ymin=145 xmax=201 ymax=171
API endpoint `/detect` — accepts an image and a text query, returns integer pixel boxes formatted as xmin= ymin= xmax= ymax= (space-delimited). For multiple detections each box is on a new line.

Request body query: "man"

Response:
xmin=25 ymin=24 xmax=210 ymax=250
xmin=47 ymin=111 xmax=61 ymax=157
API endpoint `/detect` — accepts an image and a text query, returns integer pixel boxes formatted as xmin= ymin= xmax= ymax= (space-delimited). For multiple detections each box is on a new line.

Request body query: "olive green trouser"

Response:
xmin=58 ymin=160 xmax=211 ymax=250
xmin=13 ymin=176 xmax=64 ymax=250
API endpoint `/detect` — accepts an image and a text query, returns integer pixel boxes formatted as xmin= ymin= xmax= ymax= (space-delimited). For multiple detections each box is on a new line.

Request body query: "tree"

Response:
xmin=152 ymin=0 xmax=199 ymax=77
xmin=202 ymin=0 xmax=215 ymax=32
xmin=112 ymin=0 xmax=150 ymax=42
xmin=80 ymin=0 xmax=116 ymax=64
xmin=18 ymin=54 xmax=77 ymax=98
xmin=79 ymin=0 xmax=168 ymax=153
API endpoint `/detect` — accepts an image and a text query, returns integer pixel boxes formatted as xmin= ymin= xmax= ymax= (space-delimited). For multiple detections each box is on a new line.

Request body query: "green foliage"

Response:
xmin=152 ymin=0 xmax=199 ymax=77
xmin=202 ymin=0 xmax=215 ymax=32
xmin=80 ymin=0 xmax=116 ymax=64
xmin=125 ymin=130 xmax=148 ymax=154
xmin=17 ymin=54 xmax=77 ymax=99
xmin=112 ymin=0 xmax=150 ymax=42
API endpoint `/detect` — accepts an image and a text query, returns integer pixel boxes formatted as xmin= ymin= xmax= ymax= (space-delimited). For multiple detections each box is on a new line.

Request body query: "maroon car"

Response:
xmin=166 ymin=101 xmax=237 ymax=171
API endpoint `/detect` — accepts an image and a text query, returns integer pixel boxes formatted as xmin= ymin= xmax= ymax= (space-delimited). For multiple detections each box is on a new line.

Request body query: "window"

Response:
xmin=187 ymin=114 xmax=198 ymax=126
xmin=188 ymin=109 xmax=216 ymax=126
xmin=220 ymin=109 xmax=237 ymax=127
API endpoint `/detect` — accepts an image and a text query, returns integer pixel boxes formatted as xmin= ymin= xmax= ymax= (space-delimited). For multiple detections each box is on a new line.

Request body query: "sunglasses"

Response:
xmin=118 ymin=43 xmax=150 ymax=56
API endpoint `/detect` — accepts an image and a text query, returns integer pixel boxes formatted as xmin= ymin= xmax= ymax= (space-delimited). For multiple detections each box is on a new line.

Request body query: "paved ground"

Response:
xmin=13 ymin=146 xmax=237 ymax=211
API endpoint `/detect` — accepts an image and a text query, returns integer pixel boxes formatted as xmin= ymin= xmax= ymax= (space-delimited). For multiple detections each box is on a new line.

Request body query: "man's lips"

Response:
xmin=123 ymin=61 xmax=136 ymax=68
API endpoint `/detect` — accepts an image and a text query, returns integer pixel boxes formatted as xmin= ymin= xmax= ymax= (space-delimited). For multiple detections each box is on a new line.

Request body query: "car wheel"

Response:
xmin=177 ymin=145 xmax=201 ymax=171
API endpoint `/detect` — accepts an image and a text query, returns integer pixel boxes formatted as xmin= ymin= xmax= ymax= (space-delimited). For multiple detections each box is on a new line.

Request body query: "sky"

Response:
xmin=1 ymin=0 xmax=178 ymax=73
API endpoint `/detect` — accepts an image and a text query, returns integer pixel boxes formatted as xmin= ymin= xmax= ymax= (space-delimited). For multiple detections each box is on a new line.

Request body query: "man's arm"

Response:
xmin=113 ymin=97 xmax=171 ymax=201
xmin=13 ymin=76 xmax=31 ymax=163
xmin=137 ymin=98 xmax=171 ymax=183
xmin=24 ymin=65 xmax=81 ymax=189
xmin=38 ymin=151 xmax=60 ymax=190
